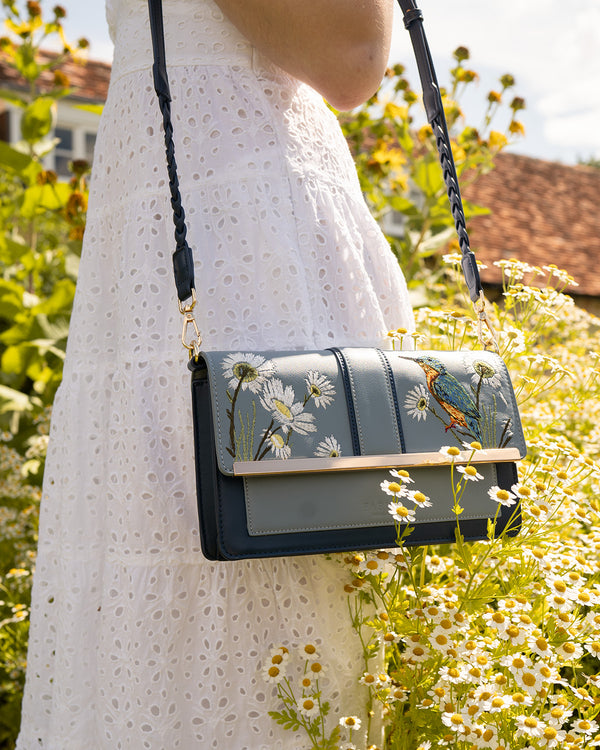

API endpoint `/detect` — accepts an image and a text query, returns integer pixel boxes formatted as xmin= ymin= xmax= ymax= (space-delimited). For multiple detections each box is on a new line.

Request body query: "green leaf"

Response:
xmin=0 ymin=87 xmax=27 ymax=108
xmin=21 ymin=182 xmax=71 ymax=217
xmin=1 ymin=344 xmax=30 ymax=375
xmin=33 ymin=280 xmax=75 ymax=317
xmin=267 ymin=710 xmax=301 ymax=732
xmin=73 ymin=103 xmax=104 ymax=116
xmin=412 ymin=156 xmax=444 ymax=196
xmin=21 ymin=96 xmax=56 ymax=144
xmin=0 ymin=140 xmax=34 ymax=174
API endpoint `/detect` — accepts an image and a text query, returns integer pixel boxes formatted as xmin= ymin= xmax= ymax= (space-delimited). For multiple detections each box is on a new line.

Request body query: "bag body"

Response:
xmin=190 ymin=347 xmax=525 ymax=560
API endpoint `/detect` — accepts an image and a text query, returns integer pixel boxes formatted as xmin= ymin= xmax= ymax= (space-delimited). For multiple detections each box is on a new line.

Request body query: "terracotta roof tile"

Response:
xmin=0 ymin=50 xmax=110 ymax=103
xmin=463 ymin=153 xmax=600 ymax=297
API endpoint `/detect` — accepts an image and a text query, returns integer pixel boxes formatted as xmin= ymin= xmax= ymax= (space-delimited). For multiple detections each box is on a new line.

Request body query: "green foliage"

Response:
xmin=0 ymin=2 xmax=91 ymax=746
xmin=338 ymin=48 xmax=526 ymax=300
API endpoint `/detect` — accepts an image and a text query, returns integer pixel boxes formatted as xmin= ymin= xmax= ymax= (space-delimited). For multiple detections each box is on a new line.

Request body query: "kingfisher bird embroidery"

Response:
xmin=415 ymin=355 xmax=483 ymax=442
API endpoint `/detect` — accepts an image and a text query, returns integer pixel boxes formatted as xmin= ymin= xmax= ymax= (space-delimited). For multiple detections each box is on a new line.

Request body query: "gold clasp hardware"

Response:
xmin=179 ymin=288 xmax=203 ymax=358
xmin=474 ymin=290 xmax=499 ymax=353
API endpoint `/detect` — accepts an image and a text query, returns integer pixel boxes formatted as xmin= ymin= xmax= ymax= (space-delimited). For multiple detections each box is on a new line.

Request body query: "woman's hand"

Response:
xmin=213 ymin=0 xmax=394 ymax=110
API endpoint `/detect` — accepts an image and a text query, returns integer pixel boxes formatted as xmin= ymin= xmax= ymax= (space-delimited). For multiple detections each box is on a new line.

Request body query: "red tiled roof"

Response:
xmin=0 ymin=50 xmax=110 ymax=103
xmin=463 ymin=152 xmax=600 ymax=297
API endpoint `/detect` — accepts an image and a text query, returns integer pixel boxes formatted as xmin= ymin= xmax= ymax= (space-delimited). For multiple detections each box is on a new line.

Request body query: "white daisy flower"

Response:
xmin=389 ymin=468 xmax=414 ymax=484
xmin=266 ymin=431 xmax=291 ymax=459
xmin=305 ymin=371 xmax=335 ymax=408
xmin=314 ymin=435 xmax=342 ymax=458
xmin=487 ymin=485 xmax=517 ymax=506
xmin=515 ymin=714 xmax=545 ymax=739
xmin=406 ymin=490 xmax=432 ymax=508
xmin=456 ymin=465 xmax=484 ymax=482
xmin=381 ymin=480 xmax=409 ymax=498
xmin=298 ymin=697 xmax=320 ymax=718
xmin=339 ymin=716 xmax=362 ymax=731
xmin=262 ymin=661 xmax=286 ymax=684
xmin=439 ymin=445 xmax=462 ymax=460
xmin=260 ymin=379 xmax=316 ymax=435
xmin=388 ymin=502 xmax=416 ymax=524
xmin=404 ymin=384 xmax=429 ymax=421
xmin=222 ymin=352 xmax=274 ymax=393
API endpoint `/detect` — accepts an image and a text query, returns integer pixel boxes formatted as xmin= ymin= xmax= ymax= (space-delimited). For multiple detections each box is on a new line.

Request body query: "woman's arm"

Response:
xmin=213 ymin=0 xmax=394 ymax=110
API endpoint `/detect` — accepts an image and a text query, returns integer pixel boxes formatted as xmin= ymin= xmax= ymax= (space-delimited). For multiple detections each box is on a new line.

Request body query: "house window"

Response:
xmin=55 ymin=127 xmax=74 ymax=177
xmin=53 ymin=126 xmax=97 ymax=177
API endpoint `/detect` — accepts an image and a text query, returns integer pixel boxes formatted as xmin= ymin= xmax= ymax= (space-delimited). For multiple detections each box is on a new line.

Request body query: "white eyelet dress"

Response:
xmin=17 ymin=1 xmax=414 ymax=748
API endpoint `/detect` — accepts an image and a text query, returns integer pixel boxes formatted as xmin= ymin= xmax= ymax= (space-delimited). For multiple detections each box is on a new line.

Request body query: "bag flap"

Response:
xmin=200 ymin=348 xmax=526 ymax=476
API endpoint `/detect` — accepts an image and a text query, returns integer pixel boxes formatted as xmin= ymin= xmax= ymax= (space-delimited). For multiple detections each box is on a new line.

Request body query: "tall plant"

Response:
xmin=0 ymin=2 xmax=89 ymax=746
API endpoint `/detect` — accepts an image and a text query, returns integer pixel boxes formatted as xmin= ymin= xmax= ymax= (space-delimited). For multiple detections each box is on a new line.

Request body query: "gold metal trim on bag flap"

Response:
xmin=233 ymin=447 xmax=522 ymax=477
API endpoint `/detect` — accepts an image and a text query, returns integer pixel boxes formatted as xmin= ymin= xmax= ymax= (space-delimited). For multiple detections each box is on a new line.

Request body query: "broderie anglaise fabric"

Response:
xmin=17 ymin=0 xmax=414 ymax=747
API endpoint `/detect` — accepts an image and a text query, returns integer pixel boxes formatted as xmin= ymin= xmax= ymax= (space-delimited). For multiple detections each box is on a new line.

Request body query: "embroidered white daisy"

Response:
xmin=266 ymin=431 xmax=291 ymax=459
xmin=222 ymin=352 xmax=275 ymax=393
xmin=305 ymin=371 xmax=335 ymax=408
xmin=404 ymin=384 xmax=429 ymax=421
xmin=457 ymin=465 xmax=484 ymax=482
xmin=388 ymin=502 xmax=416 ymax=524
xmin=260 ymin=379 xmax=316 ymax=435
xmin=469 ymin=358 xmax=503 ymax=390
xmin=487 ymin=485 xmax=517 ymax=507
xmin=314 ymin=435 xmax=342 ymax=458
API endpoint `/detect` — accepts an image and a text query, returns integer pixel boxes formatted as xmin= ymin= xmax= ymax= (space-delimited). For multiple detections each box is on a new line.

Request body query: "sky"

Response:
xmin=48 ymin=0 xmax=600 ymax=166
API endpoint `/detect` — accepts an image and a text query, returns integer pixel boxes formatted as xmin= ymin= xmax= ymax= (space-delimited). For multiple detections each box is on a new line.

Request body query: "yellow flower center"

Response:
xmin=388 ymin=482 xmax=402 ymax=494
xmin=492 ymin=612 xmax=506 ymax=624
xmin=268 ymin=666 xmax=280 ymax=678
xmin=496 ymin=489 xmax=510 ymax=501
xmin=273 ymin=399 xmax=293 ymax=419
xmin=512 ymin=693 xmax=526 ymax=703
xmin=464 ymin=466 xmax=478 ymax=476
xmin=524 ymin=717 xmax=539 ymax=728
xmin=310 ymin=662 xmax=323 ymax=673
xmin=522 ymin=673 xmax=536 ymax=687
xmin=450 ymin=714 xmax=463 ymax=725
xmin=304 ymin=644 xmax=316 ymax=655
xmin=302 ymin=699 xmax=315 ymax=711
xmin=543 ymin=727 xmax=558 ymax=740
xmin=447 ymin=446 xmax=461 ymax=456
xmin=270 ymin=433 xmax=285 ymax=448
xmin=272 ymin=654 xmax=283 ymax=665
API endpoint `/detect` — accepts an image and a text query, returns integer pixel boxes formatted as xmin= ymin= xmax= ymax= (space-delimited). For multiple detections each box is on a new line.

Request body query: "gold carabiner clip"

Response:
xmin=179 ymin=288 xmax=202 ymax=358
xmin=474 ymin=290 xmax=499 ymax=353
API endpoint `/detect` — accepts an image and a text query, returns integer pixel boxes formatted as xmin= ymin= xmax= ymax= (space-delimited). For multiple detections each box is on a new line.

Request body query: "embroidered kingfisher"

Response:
xmin=415 ymin=355 xmax=482 ymax=443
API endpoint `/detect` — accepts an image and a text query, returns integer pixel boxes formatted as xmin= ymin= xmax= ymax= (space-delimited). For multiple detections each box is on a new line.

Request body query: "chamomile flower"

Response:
xmin=570 ymin=717 xmax=599 ymax=736
xmin=389 ymin=468 xmax=414 ymax=484
xmin=339 ymin=716 xmax=362 ymax=731
xmin=298 ymin=697 xmax=320 ymax=718
xmin=406 ymin=490 xmax=432 ymax=508
xmin=262 ymin=661 xmax=286 ymax=684
xmin=515 ymin=715 xmax=546 ymax=739
xmin=381 ymin=480 xmax=408 ymax=498
xmin=402 ymin=634 xmax=430 ymax=663
xmin=487 ymin=485 xmax=517 ymax=506
xmin=388 ymin=502 xmax=416 ymax=524
xmin=425 ymin=554 xmax=452 ymax=574
xmin=439 ymin=445 xmax=462 ymax=460
xmin=456 ymin=464 xmax=484 ymax=482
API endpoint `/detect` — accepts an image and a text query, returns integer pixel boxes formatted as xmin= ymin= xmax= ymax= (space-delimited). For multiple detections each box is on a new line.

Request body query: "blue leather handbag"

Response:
xmin=148 ymin=0 xmax=526 ymax=559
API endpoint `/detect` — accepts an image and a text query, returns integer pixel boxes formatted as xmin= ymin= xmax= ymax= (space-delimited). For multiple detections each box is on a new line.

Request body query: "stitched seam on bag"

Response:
xmin=328 ymin=348 xmax=360 ymax=455
xmin=376 ymin=349 xmax=404 ymax=454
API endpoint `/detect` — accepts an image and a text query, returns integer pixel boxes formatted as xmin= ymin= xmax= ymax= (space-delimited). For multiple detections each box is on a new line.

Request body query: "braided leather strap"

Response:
xmin=398 ymin=0 xmax=483 ymax=302
xmin=148 ymin=0 xmax=195 ymax=303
